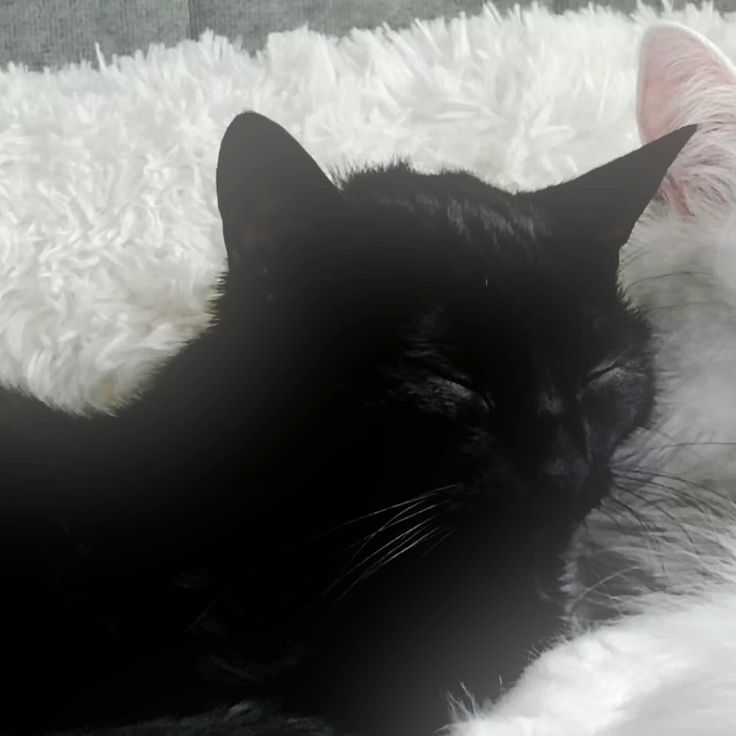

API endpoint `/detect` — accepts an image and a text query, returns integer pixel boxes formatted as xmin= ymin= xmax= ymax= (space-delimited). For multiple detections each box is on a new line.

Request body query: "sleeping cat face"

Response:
xmin=209 ymin=119 xmax=698 ymax=735
xmin=216 ymin=115 xmax=694 ymax=537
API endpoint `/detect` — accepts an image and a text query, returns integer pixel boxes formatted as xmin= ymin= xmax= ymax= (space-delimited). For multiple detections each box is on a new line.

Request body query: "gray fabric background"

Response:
xmin=0 ymin=0 xmax=731 ymax=70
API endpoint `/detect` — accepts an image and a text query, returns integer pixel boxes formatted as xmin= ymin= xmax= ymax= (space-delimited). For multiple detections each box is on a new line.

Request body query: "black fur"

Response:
xmin=0 ymin=115 xmax=694 ymax=736
xmin=50 ymin=701 xmax=340 ymax=736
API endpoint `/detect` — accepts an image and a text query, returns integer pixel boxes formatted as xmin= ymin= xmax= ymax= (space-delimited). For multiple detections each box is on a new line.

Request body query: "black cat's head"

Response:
xmin=216 ymin=113 xmax=694 ymax=537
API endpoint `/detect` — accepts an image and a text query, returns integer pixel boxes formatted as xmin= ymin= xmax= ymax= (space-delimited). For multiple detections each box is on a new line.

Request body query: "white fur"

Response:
xmin=3 ymin=4 xmax=736 ymax=732
xmin=453 ymin=516 xmax=736 ymax=735
xmin=453 ymin=583 xmax=736 ymax=735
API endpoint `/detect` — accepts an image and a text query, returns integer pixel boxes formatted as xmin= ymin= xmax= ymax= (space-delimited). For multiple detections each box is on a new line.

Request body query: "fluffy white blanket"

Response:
xmin=2 ymin=3 xmax=736 ymax=733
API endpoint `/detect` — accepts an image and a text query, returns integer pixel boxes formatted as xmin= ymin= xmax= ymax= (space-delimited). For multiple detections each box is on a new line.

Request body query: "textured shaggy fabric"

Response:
xmin=4 ymin=2 xmax=736 ymax=732
xmin=0 ymin=0 xmax=711 ymax=412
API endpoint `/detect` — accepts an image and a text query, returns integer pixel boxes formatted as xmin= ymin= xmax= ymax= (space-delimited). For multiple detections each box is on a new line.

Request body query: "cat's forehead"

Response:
xmin=347 ymin=170 xmax=553 ymax=261
xmin=342 ymin=166 xmax=623 ymax=333
xmin=448 ymin=193 xmax=551 ymax=256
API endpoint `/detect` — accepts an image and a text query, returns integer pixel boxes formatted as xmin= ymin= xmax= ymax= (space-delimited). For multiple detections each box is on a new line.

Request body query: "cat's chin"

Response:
xmin=576 ymin=468 xmax=615 ymax=520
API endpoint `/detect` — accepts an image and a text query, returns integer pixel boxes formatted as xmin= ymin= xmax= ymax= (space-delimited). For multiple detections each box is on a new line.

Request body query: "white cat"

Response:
xmin=451 ymin=22 xmax=736 ymax=736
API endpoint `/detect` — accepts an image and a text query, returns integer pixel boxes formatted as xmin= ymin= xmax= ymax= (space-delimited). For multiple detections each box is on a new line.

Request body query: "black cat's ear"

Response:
xmin=216 ymin=112 xmax=346 ymax=270
xmin=532 ymin=124 xmax=696 ymax=252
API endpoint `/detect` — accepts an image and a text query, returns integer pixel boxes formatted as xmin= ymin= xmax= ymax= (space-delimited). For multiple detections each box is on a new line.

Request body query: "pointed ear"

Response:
xmin=532 ymin=125 xmax=696 ymax=252
xmin=524 ymin=126 xmax=695 ymax=298
xmin=637 ymin=22 xmax=736 ymax=213
xmin=216 ymin=112 xmax=346 ymax=270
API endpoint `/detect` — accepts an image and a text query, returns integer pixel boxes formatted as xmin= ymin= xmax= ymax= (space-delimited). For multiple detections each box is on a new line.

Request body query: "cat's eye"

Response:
xmin=585 ymin=359 xmax=622 ymax=384
xmin=440 ymin=370 xmax=495 ymax=412
xmin=405 ymin=356 xmax=494 ymax=412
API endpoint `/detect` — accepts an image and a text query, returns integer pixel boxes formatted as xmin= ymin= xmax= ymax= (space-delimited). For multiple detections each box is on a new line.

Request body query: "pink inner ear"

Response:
xmin=637 ymin=24 xmax=736 ymax=214
xmin=638 ymin=25 xmax=736 ymax=142
xmin=636 ymin=34 xmax=683 ymax=144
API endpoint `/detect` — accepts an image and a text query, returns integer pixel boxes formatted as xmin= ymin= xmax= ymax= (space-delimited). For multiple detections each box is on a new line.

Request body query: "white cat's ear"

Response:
xmin=637 ymin=22 xmax=736 ymax=213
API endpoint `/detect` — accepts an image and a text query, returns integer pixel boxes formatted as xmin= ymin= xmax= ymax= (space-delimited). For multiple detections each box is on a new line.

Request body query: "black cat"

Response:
xmin=0 ymin=115 xmax=694 ymax=736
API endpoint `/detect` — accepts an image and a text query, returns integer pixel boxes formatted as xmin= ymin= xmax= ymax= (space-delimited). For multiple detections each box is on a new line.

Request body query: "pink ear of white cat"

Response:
xmin=637 ymin=22 xmax=736 ymax=214
xmin=637 ymin=22 xmax=736 ymax=142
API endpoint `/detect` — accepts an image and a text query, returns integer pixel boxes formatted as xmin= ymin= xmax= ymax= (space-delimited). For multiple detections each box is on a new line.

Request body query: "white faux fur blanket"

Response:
xmin=4 ymin=3 xmax=736 ymax=733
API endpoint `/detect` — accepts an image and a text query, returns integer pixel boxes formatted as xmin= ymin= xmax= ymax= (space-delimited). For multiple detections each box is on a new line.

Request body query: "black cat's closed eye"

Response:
xmin=586 ymin=359 xmax=623 ymax=384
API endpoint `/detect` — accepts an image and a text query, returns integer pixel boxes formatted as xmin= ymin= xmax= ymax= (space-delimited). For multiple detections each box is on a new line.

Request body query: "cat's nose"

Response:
xmin=540 ymin=449 xmax=589 ymax=493
xmin=523 ymin=414 xmax=591 ymax=491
